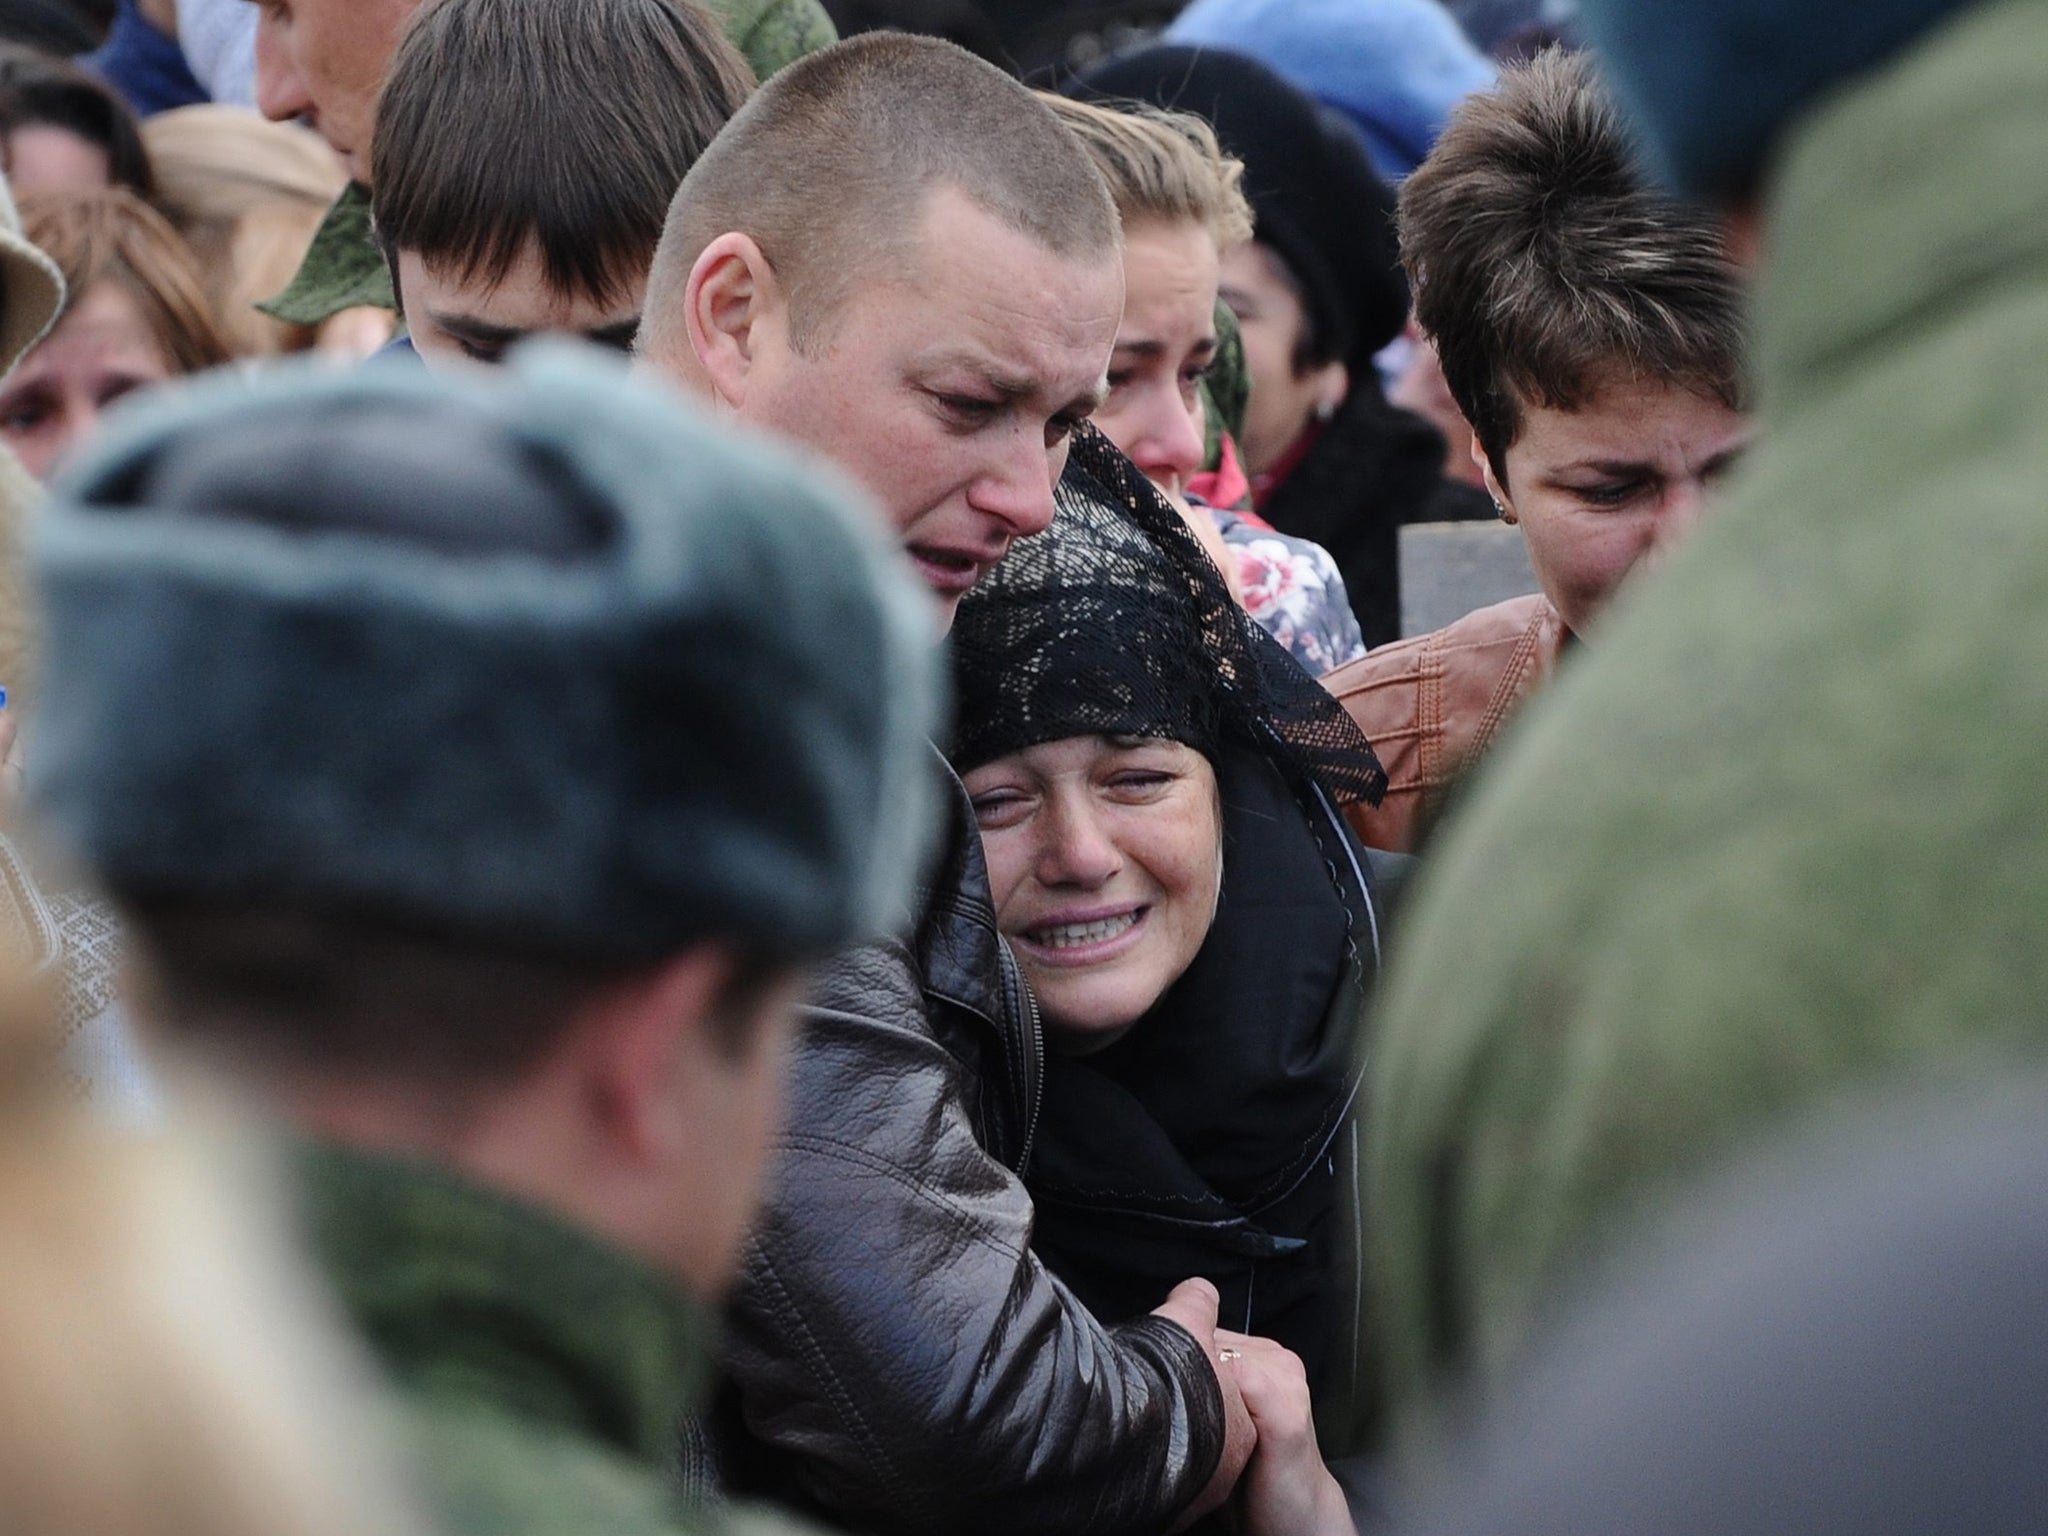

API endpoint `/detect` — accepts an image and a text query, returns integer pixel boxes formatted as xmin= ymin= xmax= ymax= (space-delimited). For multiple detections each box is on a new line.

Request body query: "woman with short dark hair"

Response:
xmin=1325 ymin=48 xmax=1750 ymax=853
xmin=0 ymin=43 xmax=150 ymax=197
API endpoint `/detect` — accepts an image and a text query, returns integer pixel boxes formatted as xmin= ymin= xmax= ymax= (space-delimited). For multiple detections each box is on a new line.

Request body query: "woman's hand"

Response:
xmin=1216 ymin=1330 xmax=1356 ymax=1536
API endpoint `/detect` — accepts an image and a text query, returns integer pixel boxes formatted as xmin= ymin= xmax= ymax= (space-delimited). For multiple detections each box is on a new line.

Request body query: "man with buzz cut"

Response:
xmin=251 ymin=0 xmax=834 ymax=333
xmin=26 ymin=348 xmax=940 ymax=1536
xmin=369 ymin=0 xmax=753 ymax=367
xmin=638 ymin=32 xmax=1270 ymax=1535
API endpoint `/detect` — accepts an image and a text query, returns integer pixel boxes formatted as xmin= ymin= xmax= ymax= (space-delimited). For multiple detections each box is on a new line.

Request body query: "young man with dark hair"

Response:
xmin=640 ymin=33 xmax=1317 ymax=1536
xmin=27 ymin=349 xmax=939 ymax=1536
xmin=251 ymin=0 xmax=834 ymax=331
xmin=371 ymin=0 xmax=754 ymax=366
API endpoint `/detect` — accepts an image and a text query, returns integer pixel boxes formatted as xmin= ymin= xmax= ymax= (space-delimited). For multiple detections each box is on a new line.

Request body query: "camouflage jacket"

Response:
xmin=260 ymin=0 xmax=837 ymax=327
xmin=298 ymin=1143 xmax=815 ymax=1536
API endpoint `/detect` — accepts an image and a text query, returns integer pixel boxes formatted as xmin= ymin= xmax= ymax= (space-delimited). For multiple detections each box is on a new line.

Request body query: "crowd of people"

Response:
xmin=0 ymin=0 xmax=2039 ymax=1533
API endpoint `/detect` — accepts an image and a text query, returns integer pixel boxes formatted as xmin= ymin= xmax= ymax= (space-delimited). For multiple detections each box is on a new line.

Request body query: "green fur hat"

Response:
xmin=28 ymin=346 xmax=941 ymax=960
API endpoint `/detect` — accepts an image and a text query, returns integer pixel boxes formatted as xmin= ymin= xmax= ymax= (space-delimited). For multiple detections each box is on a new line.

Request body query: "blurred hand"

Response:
xmin=314 ymin=307 xmax=399 ymax=362
xmin=0 ymin=704 xmax=19 ymax=819
xmin=1153 ymin=1278 xmax=1257 ymax=1531
xmin=1215 ymin=1330 xmax=1354 ymax=1536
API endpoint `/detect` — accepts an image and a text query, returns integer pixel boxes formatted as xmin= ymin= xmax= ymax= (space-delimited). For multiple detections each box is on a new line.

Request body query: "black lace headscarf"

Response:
xmin=949 ymin=427 xmax=1385 ymax=1408
xmin=950 ymin=426 xmax=1387 ymax=809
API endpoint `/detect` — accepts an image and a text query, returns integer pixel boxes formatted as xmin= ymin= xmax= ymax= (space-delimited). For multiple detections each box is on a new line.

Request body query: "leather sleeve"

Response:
xmin=719 ymin=938 xmax=1226 ymax=1536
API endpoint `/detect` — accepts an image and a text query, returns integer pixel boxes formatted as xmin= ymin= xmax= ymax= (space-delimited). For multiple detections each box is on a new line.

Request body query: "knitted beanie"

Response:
xmin=1576 ymin=0 xmax=1983 ymax=197
xmin=29 ymin=346 xmax=942 ymax=959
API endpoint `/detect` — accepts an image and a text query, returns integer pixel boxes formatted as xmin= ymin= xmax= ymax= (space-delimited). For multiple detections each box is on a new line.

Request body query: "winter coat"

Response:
xmin=711 ymin=754 xmax=1227 ymax=1535
xmin=1324 ymin=592 xmax=1567 ymax=853
xmin=1256 ymin=379 xmax=1493 ymax=650
xmin=1363 ymin=0 xmax=2048 ymax=1448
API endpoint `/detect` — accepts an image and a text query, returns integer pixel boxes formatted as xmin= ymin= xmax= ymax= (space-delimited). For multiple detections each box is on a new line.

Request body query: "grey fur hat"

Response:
xmin=27 ymin=345 xmax=943 ymax=960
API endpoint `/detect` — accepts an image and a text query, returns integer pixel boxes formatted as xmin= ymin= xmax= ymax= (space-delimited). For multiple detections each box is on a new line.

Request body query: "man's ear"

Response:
xmin=584 ymin=949 xmax=730 ymax=1167
xmin=685 ymin=233 xmax=787 ymax=412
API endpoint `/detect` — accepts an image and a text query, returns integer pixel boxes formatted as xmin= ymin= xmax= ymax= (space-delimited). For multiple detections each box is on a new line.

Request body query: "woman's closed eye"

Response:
xmin=1102 ymin=768 xmax=1181 ymax=800
xmin=968 ymin=786 xmax=1034 ymax=829
xmin=1567 ymin=477 xmax=1648 ymax=508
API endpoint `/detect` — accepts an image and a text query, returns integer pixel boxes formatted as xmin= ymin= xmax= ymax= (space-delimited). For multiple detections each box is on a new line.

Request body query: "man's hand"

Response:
xmin=1153 ymin=1278 xmax=1257 ymax=1531
xmin=1215 ymin=1330 xmax=1354 ymax=1536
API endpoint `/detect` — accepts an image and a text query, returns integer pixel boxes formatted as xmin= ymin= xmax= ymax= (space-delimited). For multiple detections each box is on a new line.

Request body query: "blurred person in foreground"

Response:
xmin=1080 ymin=46 xmax=1491 ymax=648
xmin=0 ymin=971 xmax=432 ymax=1536
xmin=1045 ymin=94 xmax=1367 ymax=676
xmin=1392 ymin=1080 xmax=2048 ymax=1535
xmin=144 ymin=105 xmax=390 ymax=358
xmin=947 ymin=426 xmax=1390 ymax=1525
xmin=27 ymin=347 xmax=940 ymax=1535
xmin=1324 ymin=49 xmax=1748 ymax=853
xmin=0 ymin=165 xmax=151 ymax=1114
xmin=369 ymin=0 xmax=750 ymax=367
xmin=639 ymin=34 xmax=1293 ymax=1533
xmin=249 ymin=0 xmax=835 ymax=336
xmin=4 ymin=187 xmax=224 ymax=478
xmin=1365 ymin=0 xmax=2048 ymax=1451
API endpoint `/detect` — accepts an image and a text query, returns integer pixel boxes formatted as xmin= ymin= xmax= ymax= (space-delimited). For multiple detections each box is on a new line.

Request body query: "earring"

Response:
xmin=1313 ymin=396 xmax=1338 ymax=424
xmin=1493 ymin=496 xmax=1516 ymax=526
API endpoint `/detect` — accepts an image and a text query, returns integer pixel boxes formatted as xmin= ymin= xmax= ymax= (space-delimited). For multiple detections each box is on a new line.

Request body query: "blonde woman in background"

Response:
xmin=143 ymin=105 xmax=394 ymax=359
xmin=1044 ymin=93 xmax=1370 ymax=678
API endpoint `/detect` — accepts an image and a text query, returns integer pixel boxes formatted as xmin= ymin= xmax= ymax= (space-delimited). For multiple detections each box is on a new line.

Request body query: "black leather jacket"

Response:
xmin=713 ymin=757 xmax=1226 ymax=1534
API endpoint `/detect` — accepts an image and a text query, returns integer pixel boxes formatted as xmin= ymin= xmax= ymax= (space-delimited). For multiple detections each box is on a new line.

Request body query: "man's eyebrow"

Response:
xmin=1549 ymin=458 xmax=1658 ymax=479
xmin=915 ymin=349 xmax=1043 ymax=399
xmin=428 ymin=310 xmax=523 ymax=349
xmin=916 ymin=349 xmax=1107 ymax=415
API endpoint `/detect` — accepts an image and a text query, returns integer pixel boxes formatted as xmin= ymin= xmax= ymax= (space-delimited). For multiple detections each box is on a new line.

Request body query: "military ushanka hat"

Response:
xmin=27 ymin=344 xmax=942 ymax=959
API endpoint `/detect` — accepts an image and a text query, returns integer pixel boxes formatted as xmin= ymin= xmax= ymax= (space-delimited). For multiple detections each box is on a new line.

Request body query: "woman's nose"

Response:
xmin=1037 ymin=795 xmax=1122 ymax=887
xmin=1134 ymin=386 xmax=1206 ymax=490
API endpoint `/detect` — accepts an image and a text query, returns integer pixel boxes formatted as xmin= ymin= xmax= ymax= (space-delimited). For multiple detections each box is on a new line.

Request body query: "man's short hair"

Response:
xmin=1399 ymin=48 xmax=1745 ymax=482
xmin=639 ymin=32 xmax=1120 ymax=357
xmin=121 ymin=901 xmax=790 ymax=1088
xmin=1040 ymin=94 xmax=1253 ymax=254
xmin=371 ymin=0 xmax=755 ymax=309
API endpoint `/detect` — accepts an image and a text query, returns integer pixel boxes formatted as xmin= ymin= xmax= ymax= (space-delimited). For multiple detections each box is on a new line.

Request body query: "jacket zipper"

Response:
xmin=1013 ymin=959 xmax=1045 ymax=1173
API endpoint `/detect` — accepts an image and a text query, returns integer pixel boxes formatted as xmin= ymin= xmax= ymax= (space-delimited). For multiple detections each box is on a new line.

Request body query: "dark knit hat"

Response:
xmin=1075 ymin=44 xmax=1410 ymax=367
xmin=28 ymin=346 xmax=942 ymax=960
xmin=1577 ymin=0 xmax=1981 ymax=197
